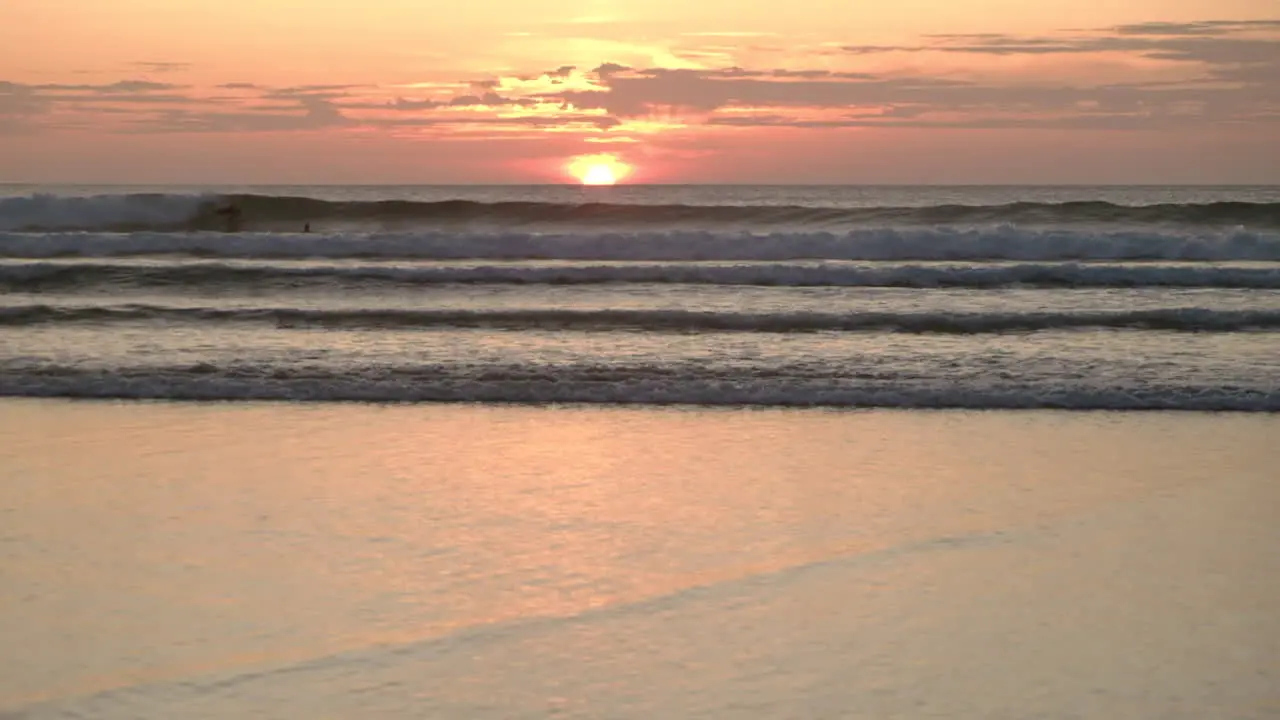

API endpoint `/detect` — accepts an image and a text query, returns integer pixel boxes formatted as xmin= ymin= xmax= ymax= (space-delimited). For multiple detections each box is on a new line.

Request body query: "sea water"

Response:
xmin=1 ymin=184 xmax=1278 ymax=409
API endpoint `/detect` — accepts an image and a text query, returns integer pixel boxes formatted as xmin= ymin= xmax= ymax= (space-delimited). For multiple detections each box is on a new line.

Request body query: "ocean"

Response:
xmin=2 ymin=184 xmax=1279 ymax=410
xmin=2 ymin=185 xmax=1278 ymax=718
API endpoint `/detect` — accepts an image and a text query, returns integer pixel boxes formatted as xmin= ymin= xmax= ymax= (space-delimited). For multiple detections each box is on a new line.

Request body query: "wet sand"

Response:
xmin=1 ymin=400 xmax=1276 ymax=718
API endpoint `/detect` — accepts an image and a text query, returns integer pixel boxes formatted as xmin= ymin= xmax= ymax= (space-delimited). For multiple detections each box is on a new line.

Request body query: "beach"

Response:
xmin=7 ymin=0 xmax=1280 ymax=714
xmin=2 ymin=400 xmax=1276 ymax=718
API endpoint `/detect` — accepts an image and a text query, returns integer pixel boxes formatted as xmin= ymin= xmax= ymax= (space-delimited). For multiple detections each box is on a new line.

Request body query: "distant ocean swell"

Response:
xmin=1 ymin=365 xmax=1275 ymax=411
xmin=4 ymin=261 xmax=1278 ymax=290
xmin=4 ymin=228 xmax=1279 ymax=261
xmin=2 ymin=193 xmax=1279 ymax=232
xmin=5 ymin=304 xmax=1278 ymax=333
xmin=4 ymin=188 xmax=1276 ymax=413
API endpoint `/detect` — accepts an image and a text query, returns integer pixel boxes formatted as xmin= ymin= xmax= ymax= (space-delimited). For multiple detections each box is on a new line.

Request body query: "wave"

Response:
xmin=4 ymin=260 xmax=1279 ymax=291
xmin=3 ymin=193 xmax=1279 ymax=232
xmin=5 ymin=303 xmax=1277 ymax=333
xmin=1 ymin=365 xmax=1275 ymax=411
xmin=4 ymin=228 xmax=1280 ymax=262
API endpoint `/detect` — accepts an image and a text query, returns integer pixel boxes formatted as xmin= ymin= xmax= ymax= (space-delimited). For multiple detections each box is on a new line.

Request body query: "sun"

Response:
xmin=582 ymin=164 xmax=617 ymax=185
xmin=566 ymin=154 xmax=632 ymax=185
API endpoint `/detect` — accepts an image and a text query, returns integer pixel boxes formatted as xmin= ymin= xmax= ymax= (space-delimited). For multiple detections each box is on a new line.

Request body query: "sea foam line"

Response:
xmin=3 ymin=193 xmax=1279 ymax=231
xmin=3 ymin=228 xmax=1280 ymax=261
xmin=3 ymin=260 xmax=1280 ymax=289
xmin=4 ymin=303 xmax=1279 ymax=333
xmin=1 ymin=369 xmax=1275 ymax=411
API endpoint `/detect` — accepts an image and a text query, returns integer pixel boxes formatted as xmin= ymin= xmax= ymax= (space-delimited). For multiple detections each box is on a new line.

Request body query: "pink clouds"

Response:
xmin=1 ymin=16 xmax=1277 ymax=182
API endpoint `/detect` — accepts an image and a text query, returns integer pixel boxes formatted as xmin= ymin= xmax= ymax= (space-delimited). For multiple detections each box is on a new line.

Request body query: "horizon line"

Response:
xmin=3 ymin=182 xmax=1279 ymax=188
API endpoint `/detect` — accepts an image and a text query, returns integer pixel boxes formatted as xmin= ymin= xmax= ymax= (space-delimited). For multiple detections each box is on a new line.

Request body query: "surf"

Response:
xmin=5 ymin=303 xmax=1279 ymax=333
xmin=4 ymin=259 xmax=1280 ymax=291
xmin=2 ymin=365 xmax=1276 ymax=411
xmin=4 ymin=228 xmax=1280 ymax=261
xmin=3 ymin=192 xmax=1280 ymax=232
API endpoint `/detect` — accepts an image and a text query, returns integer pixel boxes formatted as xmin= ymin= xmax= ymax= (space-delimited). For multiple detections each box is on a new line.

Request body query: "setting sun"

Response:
xmin=566 ymin=154 xmax=632 ymax=185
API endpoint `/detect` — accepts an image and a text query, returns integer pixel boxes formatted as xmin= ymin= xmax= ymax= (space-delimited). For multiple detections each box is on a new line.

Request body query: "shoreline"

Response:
xmin=3 ymin=398 xmax=1275 ymax=718
xmin=1 ymin=395 xmax=1276 ymax=412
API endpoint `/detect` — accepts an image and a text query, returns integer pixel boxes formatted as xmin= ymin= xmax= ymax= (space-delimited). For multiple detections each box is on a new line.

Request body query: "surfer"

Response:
xmin=214 ymin=203 xmax=243 ymax=232
xmin=303 ymin=222 xmax=311 ymax=233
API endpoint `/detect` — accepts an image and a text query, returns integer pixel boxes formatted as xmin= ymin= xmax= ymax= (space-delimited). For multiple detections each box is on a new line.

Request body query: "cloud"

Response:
xmin=260 ymin=84 xmax=369 ymax=103
xmin=33 ymin=80 xmax=186 ymax=93
xmin=0 ymin=79 xmax=203 ymax=133
xmin=593 ymin=63 xmax=631 ymax=79
xmin=132 ymin=61 xmax=192 ymax=74
xmin=274 ymin=84 xmax=367 ymax=94
xmin=839 ymin=19 xmax=1280 ymax=68
xmin=1111 ymin=20 xmax=1280 ymax=36
xmin=447 ymin=92 xmax=533 ymax=107
xmin=143 ymin=96 xmax=352 ymax=133
xmin=536 ymin=19 xmax=1279 ymax=130
xmin=0 ymin=82 xmax=53 ymax=133
xmin=4 ymin=17 xmax=1277 ymax=138
xmin=559 ymin=69 xmax=977 ymax=117
xmin=681 ymin=31 xmax=777 ymax=38
xmin=0 ymin=82 xmax=51 ymax=115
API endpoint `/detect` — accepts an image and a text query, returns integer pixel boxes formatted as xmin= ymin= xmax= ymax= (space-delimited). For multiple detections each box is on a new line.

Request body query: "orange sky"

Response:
xmin=2 ymin=0 xmax=1278 ymax=183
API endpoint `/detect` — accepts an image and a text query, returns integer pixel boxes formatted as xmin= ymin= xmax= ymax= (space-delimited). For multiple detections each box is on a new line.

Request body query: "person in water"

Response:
xmin=214 ymin=203 xmax=243 ymax=232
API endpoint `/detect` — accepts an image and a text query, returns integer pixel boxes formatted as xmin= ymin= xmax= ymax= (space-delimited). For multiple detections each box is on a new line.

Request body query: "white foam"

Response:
xmin=4 ymin=260 xmax=1278 ymax=289
xmin=0 ymin=193 xmax=212 ymax=232
xmin=1 ymin=370 xmax=1275 ymax=411
xmin=3 ymin=228 xmax=1280 ymax=262
xmin=4 ymin=303 xmax=1279 ymax=333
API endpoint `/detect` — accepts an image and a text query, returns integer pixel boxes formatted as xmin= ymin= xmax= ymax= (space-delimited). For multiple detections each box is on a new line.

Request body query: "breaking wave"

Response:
xmin=3 ymin=260 xmax=1279 ymax=290
xmin=5 ymin=303 xmax=1278 ymax=333
xmin=4 ymin=228 xmax=1280 ymax=261
xmin=1 ymin=364 xmax=1275 ymax=411
xmin=2 ymin=192 xmax=1279 ymax=232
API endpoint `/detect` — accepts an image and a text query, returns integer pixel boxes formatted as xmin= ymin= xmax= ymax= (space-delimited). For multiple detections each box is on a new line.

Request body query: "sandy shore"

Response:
xmin=2 ymin=400 xmax=1276 ymax=718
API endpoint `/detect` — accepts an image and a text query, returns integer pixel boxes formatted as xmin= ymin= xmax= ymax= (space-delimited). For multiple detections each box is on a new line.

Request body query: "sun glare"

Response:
xmin=567 ymin=154 xmax=632 ymax=185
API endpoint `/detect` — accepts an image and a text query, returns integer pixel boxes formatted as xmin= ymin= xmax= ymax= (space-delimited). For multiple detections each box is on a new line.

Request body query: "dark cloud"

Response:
xmin=592 ymin=63 xmax=631 ymax=79
xmin=32 ymin=80 xmax=185 ymax=93
xmin=448 ymin=92 xmax=533 ymax=107
xmin=38 ymin=92 xmax=201 ymax=105
xmin=133 ymin=61 xmax=192 ymax=73
xmin=142 ymin=96 xmax=352 ymax=133
xmin=122 ymin=85 xmax=612 ymax=133
xmin=534 ymin=19 xmax=1280 ymax=129
xmin=262 ymin=84 xmax=368 ymax=102
xmin=278 ymin=84 xmax=367 ymax=93
xmin=341 ymin=92 xmax=534 ymax=112
xmin=1112 ymin=20 xmax=1280 ymax=36
xmin=382 ymin=97 xmax=445 ymax=110
xmin=559 ymin=70 xmax=989 ymax=116
xmin=839 ymin=18 xmax=1280 ymax=69
xmin=564 ymin=66 xmax=1276 ymax=126
xmin=704 ymin=113 xmax=1216 ymax=131
xmin=0 ymin=79 xmax=198 ymax=120
xmin=0 ymin=82 xmax=51 ymax=115
xmin=770 ymin=69 xmax=877 ymax=80
xmin=5 ymin=17 xmax=1277 ymax=137
xmin=0 ymin=82 xmax=52 ymax=134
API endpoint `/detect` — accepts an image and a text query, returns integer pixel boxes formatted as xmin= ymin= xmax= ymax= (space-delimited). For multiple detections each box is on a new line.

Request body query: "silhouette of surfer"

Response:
xmin=214 ymin=202 xmax=243 ymax=232
xmin=303 ymin=222 xmax=311 ymax=233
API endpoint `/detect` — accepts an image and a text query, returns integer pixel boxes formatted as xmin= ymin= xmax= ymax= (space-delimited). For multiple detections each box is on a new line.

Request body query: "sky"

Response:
xmin=2 ymin=0 xmax=1278 ymax=184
